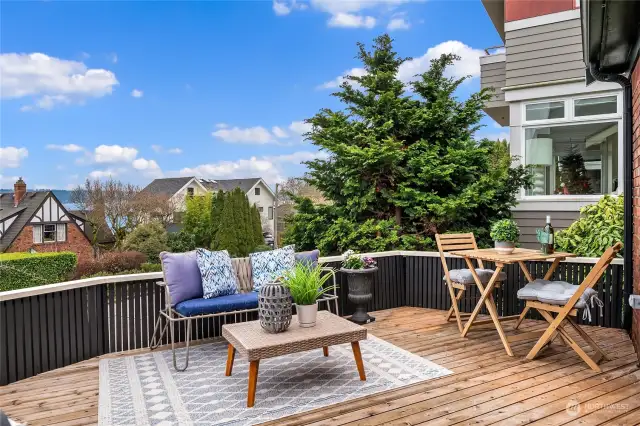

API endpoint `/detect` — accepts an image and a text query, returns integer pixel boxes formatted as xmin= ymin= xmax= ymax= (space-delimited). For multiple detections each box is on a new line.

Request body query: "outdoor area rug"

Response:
xmin=98 ymin=334 xmax=451 ymax=426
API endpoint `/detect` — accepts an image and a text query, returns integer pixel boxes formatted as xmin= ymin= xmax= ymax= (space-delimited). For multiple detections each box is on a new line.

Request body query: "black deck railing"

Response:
xmin=0 ymin=251 xmax=625 ymax=386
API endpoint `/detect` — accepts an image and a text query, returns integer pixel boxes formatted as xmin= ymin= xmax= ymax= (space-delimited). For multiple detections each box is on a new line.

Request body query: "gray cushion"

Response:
xmin=446 ymin=269 xmax=507 ymax=285
xmin=517 ymin=279 xmax=595 ymax=309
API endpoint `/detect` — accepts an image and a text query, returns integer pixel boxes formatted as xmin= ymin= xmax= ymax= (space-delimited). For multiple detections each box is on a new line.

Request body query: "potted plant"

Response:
xmin=281 ymin=263 xmax=336 ymax=328
xmin=490 ymin=219 xmax=520 ymax=255
xmin=340 ymin=250 xmax=378 ymax=324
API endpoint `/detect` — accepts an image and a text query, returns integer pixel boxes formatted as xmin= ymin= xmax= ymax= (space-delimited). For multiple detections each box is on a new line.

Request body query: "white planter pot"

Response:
xmin=495 ymin=241 xmax=516 ymax=255
xmin=296 ymin=303 xmax=318 ymax=328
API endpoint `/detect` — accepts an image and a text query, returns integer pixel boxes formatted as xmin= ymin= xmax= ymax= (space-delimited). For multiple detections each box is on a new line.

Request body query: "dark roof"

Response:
xmin=0 ymin=191 xmax=50 ymax=251
xmin=140 ymin=177 xmax=195 ymax=196
xmin=200 ymin=178 xmax=261 ymax=193
xmin=68 ymin=210 xmax=116 ymax=244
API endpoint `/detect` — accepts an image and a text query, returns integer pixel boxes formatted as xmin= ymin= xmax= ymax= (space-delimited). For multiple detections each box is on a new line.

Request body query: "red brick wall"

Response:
xmin=505 ymin=0 xmax=575 ymax=22
xmin=6 ymin=223 xmax=94 ymax=264
xmin=631 ymin=61 xmax=640 ymax=358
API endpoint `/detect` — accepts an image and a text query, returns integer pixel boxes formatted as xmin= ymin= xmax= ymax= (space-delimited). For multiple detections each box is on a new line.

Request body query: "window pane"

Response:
xmin=574 ymin=96 xmax=617 ymax=117
xmin=268 ymin=207 xmax=273 ymax=220
xmin=43 ymin=224 xmax=56 ymax=242
xmin=524 ymin=122 xmax=618 ymax=196
xmin=525 ymin=101 xmax=564 ymax=121
xmin=255 ymin=188 xmax=260 ymax=195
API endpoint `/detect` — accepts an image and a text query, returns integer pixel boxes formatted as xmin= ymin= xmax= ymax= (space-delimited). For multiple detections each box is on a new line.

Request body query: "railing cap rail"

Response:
xmin=0 ymin=250 xmax=622 ymax=301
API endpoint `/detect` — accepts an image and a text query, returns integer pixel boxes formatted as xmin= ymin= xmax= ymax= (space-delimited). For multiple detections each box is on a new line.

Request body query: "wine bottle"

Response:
xmin=542 ymin=215 xmax=555 ymax=255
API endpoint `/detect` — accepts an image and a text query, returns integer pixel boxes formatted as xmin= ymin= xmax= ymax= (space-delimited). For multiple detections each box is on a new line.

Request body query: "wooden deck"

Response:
xmin=1 ymin=307 xmax=640 ymax=425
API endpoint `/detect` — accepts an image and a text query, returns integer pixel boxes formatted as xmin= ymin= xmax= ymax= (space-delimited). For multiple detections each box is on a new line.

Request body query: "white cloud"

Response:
xmin=328 ymin=13 xmax=376 ymax=28
xmin=131 ymin=89 xmax=143 ymax=98
xmin=215 ymin=123 xmax=229 ymax=129
xmin=46 ymin=144 xmax=84 ymax=152
xmin=151 ymin=144 xmax=163 ymax=153
xmin=319 ymin=40 xmax=484 ymax=90
xmin=387 ymin=17 xmax=410 ymax=30
xmin=212 ymin=126 xmax=275 ymax=144
xmin=0 ymin=174 xmax=21 ymax=186
xmin=94 ymin=144 xmax=138 ymax=163
xmin=109 ymin=53 xmax=118 ymax=64
xmin=288 ymin=120 xmax=313 ymax=135
xmin=0 ymin=147 xmax=28 ymax=168
xmin=132 ymin=158 xmax=162 ymax=177
xmin=167 ymin=148 xmax=183 ymax=154
xmin=1 ymin=53 xmax=118 ymax=110
xmin=272 ymin=126 xmax=289 ymax=139
xmin=273 ymin=1 xmax=291 ymax=15
xmin=178 ymin=151 xmax=327 ymax=184
xmin=89 ymin=169 xmax=118 ymax=179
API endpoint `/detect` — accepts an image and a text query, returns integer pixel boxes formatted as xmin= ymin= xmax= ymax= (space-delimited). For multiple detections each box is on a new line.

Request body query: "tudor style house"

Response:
xmin=139 ymin=176 xmax=277 ymax=232
xmin=480 ymin=0 xmax=625 ymax=247
xmin=0 ymin=179 xmax=98 ymax=262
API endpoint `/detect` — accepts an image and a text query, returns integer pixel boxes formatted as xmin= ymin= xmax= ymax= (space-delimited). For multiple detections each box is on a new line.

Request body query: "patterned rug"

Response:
xmin=98 ymin=335 xmax=451 ymax=426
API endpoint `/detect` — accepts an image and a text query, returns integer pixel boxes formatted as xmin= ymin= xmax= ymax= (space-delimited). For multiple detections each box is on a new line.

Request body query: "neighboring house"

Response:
xmin=480 ymin=0 xmax=625 ymax=247
xmin=579 ymin=0 xmax=639 ymax=363
xmin=139 ymin=176 xmax=277 ymax=232
xmin=0 ymin=178 xmax=99 ymax=263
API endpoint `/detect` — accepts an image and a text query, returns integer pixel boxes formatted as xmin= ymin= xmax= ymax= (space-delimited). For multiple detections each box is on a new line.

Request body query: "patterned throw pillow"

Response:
xmin=250 ymin=245 xmax=295 ymax=292
xmin=196 ymin=249 xmax=239 ymax=299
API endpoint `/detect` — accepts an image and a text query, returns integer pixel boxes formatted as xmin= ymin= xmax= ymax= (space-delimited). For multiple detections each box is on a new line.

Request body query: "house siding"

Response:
xmin=505 ymin=18 xmax=584 ymax=88
xmin=512 ymin=210 xmax=580 ymax=249
xmin=246 ymin=181 xmax=276 ymax=233
xmin=630 ymin=60 xmax=640 ymax=360
xmin=481 ymin=60 xmax=506 ymax=106
xmin=6 ymin=223 xmax=94 ymax=263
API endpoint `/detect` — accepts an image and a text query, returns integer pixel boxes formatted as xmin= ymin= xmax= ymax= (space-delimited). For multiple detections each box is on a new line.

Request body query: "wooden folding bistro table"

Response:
xmin=448 ymin=248 xmax=576 ymax=356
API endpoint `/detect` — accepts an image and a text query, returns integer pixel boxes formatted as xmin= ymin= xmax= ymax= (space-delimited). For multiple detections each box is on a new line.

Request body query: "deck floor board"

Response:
xmin=1 ymin=307 xmax=638 ymax=425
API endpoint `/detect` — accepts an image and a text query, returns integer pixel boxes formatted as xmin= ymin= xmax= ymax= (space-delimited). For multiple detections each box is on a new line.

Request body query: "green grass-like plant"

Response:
xmin=490 ymin=219 xmax=520 ymax=243
xmin=281 ymin=263 xmax=336 ymax=306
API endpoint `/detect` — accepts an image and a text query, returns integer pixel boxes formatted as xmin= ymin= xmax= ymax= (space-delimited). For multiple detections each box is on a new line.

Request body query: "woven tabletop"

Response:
xmin=222 ymin=311 xmax=367 ymax=361
xmin=448 ymin=248 xmax=576 ymax=264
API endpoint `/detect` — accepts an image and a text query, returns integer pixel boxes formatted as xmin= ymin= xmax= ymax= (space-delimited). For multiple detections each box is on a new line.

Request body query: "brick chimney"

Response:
xmin=13 ymin=177 xmax=26 ymax=207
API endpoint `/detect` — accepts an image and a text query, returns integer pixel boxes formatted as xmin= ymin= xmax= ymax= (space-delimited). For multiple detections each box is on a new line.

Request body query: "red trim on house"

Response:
xmin=505 ymin=0 xmax=576 ymax=22
xmin=630 ymin=59 xmax=640 ymax=357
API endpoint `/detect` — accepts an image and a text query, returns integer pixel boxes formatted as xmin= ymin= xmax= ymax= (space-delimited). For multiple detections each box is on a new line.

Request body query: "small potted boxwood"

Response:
xmin=490 ymin=219 xmax=520 ymax=255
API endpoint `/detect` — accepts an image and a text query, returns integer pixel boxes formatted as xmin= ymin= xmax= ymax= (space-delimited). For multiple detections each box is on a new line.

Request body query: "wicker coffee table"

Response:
xmin=222 ymin=310 xmax=368 ymax=407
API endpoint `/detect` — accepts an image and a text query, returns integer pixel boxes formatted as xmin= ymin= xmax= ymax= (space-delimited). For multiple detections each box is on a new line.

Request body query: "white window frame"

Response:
xmin=43 ymin=224 xmax=57 ymax=243
xmin=56 ymin=223 xmax=67 ymax=242
xmin=520 ymin=92 xmax=623 ymax=201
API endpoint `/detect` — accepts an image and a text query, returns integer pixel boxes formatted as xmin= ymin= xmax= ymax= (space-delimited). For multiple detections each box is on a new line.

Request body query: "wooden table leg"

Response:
xmin=225 ymin=344 xmax=235 ymax=376
xmin=543 ymin=258 xmax=564 ymax=280
xmin=323 ymin=346 xmax=329 ymax=357
xmin=351 ymin=341 xmax=366 ymax=381
xmin=247 ymin=360 xmax=260 ymax=407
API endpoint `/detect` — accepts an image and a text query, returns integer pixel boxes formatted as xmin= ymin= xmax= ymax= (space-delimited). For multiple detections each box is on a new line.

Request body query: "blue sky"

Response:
xmin=0 ymin=0 xmax=507 ymax=190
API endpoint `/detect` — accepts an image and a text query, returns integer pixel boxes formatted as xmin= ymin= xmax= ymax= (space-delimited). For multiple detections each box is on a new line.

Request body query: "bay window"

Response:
xmin=522 ymin=93 xmax=622 ymax=198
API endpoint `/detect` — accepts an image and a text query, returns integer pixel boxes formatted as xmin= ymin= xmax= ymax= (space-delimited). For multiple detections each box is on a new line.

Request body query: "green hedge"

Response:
xmin=0 ymin=252 xmax=78 ymax=291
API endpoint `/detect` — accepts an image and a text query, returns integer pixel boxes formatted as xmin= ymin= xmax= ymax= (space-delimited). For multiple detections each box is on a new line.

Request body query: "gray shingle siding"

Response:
xmin=505 ymin=18 xmax=585 ymax=87
xmin=480 ymin=61 xmax=506 ymax=104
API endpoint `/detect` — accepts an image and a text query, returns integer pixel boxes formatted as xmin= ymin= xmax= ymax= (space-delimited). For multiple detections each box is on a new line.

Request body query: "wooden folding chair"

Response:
xmin=435 ymin=233 xmax=503 ymax=332
xmin=524 ymin=242 xmax=622 ymax=372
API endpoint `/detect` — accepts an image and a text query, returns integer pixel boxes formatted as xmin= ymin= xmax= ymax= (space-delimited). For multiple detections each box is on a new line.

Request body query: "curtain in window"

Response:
xmin=56 ymin=224 xmax=67 ymax=242
xmin=33 ymin=225 xmax=43 ymax=243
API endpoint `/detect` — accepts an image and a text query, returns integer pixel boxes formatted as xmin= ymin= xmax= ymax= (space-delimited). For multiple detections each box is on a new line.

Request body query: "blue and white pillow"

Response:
xmin=250 ymin=245 xmax=295 ymax=292
xmin=196 ymin=249 xmax=238 ymax=299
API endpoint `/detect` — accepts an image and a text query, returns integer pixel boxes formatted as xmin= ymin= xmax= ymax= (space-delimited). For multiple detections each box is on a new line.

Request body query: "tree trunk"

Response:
xmin=395 ymin=207 xmax=402 ymax=226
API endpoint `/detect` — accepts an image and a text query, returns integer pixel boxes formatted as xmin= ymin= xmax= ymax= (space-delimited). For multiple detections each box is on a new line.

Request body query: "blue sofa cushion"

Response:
xmin=175 ymin=293 xmax=259 ymax=317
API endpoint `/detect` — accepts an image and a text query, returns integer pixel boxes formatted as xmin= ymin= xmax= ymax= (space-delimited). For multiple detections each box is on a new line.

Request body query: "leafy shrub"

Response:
xmin=556 ymin=195 xmax=623 ymax=257
xmin=0 ymin=252 xmax=77 ymax=291
xmin=167 ymin=230 xmax=197 ymax=253
xmin=74 ymin=251 xmax=147 ymax=279
xmin=140 ymin=262 xmax=163 ymax=272
xmin=122 ymin=222 xmax=168 ymax=263
xmin=490 ymin=219 xmax=520 ymax=243
xmin=251 ymin=245 xmax=273 ymax=253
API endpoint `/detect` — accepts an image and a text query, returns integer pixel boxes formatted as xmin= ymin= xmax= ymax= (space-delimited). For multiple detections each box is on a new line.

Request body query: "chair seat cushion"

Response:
xmin=517 ymin=279 xmax=595 ymax=309
xmin=446 ymin=269 xmax=507 ymax=285
xmin=174 ymin=292 xmax=259 ymax=317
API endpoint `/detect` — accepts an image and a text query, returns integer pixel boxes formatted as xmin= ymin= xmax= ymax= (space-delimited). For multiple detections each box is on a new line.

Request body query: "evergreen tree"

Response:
xmin=251 ymin=204 xmax=263 ymax=247
xmin=183 ymin=192 xmax=213 ymax=248
xmin=557 ymin=145 xmax=592 ymax=195
xmin=210 ymin=190 xmax=225 ymax=239
xmin=285 ymin=35 xmax=531 ymax=252
xmin=213 ymin=192 xmax=239 ymax=255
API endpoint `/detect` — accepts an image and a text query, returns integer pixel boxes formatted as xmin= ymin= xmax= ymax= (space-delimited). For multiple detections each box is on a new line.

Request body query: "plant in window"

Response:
xmin=556 ymin=145 xmax=592 ymax=195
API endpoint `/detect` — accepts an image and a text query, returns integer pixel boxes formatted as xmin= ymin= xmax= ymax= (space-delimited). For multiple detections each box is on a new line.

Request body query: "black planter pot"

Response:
xmin=340 ymin=267 xmax=377 ymax=324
